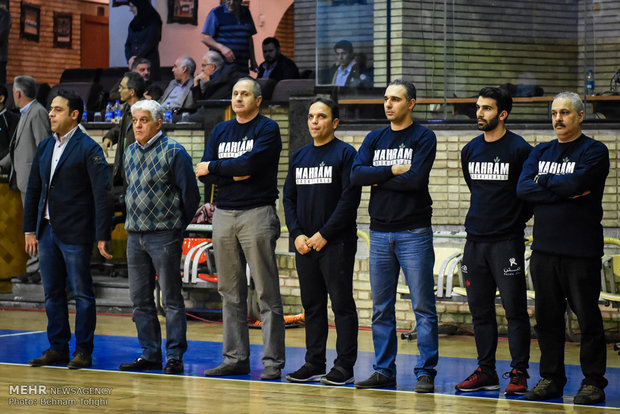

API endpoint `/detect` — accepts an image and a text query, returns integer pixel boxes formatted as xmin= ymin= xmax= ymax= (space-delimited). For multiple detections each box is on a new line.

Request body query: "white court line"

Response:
xmin=0 ymin=330 xmax=45 ymax=338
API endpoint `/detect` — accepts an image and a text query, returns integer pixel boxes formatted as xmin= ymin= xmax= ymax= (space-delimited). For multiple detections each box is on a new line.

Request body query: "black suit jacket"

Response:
xmin=0 ymin=109 xmax=19 ymax=161
xmin=258 ymin=54 xmax=300 ymax=81
xmin=23 ymin=128 xmax=112 ymax=244
xmin=191 ymin=64 xmax=247 ymax=102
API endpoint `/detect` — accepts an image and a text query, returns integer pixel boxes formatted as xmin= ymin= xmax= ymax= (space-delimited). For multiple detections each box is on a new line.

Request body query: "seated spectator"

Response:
xmin=109 ymin=57 xmax=162 ymax=102
xmin=159 ymin=55 xmax=196 ymax=112
xmin=257 ymin=37 xmax=299 ymax=81
xmin=328 ymin=40 xmax=371 ymax=88
xmin=191 ymin=51 xmax=246 ymax=101
xmin=0 ymin=84 xmax=19 ymax=161
xmin=102 ymin=72 xmax=145 ymax=187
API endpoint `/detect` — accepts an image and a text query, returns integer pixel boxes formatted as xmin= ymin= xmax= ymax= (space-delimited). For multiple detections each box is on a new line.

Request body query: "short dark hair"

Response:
xmin=0 ymin=83 xmax=7 ymax=100
xmin=334 ymin=40 xmax=353 ymax=54
xmin=55 ymin=89 xmax=84 ymax=122
xmin=388 ymin=79 xmax=416 ymax=101
xmin=479 ymin=86 xmax=512 ymax=117
xmin=262 ymin=37 xmax=280 ymax=49
xmin=123 ymin=71 xmax=146 ymax=98
xmin=309 ymin=97 xmax=339 ymax=120
xmin=131 ymin=57 xmax=151 ymax=70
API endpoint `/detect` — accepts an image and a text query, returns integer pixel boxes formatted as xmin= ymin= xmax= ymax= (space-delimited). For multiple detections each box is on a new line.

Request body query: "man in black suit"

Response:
xmin=191 ymin=51 xmax=246 ymax=101
xmin=0 ymin=84 xmax=19 ymax=161
xmin=257 ymin=37 xmax=299 ymax=82
xmin=23 ymin=89 xmax=112 ymax=369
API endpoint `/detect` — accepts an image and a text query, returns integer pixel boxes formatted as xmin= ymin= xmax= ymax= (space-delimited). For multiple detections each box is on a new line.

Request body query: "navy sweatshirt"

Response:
xmin=517 ymin=134 xmax=609 ymax=258
xmin=199 ymin=114 xmax=281 ymax=209
xmin=350 ymin=123 xmax=436 ymax=232
xmin=283 ymin=138 xmax=361 ymax=242
xmin=461 ymin=130 xmax=533 ymax=242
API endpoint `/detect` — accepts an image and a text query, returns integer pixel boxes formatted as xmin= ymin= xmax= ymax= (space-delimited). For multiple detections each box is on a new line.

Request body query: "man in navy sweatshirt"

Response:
xmin=350 ymin=79 xmax=438 ymax=392
xmin=119 ymin=99 xmax=200 ymax=375
xmin=197 ymin=78 xmax=285 ymax=380
xmin=283 ymin=98 xmax=361 ymax=385
xmin=517 ymin=92 xmax=609 ymax=405
xmin=456 ymin=87 xmax=532 ymax=395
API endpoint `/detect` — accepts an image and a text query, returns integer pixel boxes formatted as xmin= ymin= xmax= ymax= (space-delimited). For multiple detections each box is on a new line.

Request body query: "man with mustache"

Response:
xmin=517 ymin=92 xmax=609 ymax=405
xmin=456 ymin=87 xmax=532 ymax=395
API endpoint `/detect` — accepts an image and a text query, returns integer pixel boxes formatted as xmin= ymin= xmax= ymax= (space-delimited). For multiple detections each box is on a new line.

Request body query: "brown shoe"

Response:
xmin=67 ymin=350 xmax=92 ymax=369
xmin=29 ymin=349 xmax=70 ymax=367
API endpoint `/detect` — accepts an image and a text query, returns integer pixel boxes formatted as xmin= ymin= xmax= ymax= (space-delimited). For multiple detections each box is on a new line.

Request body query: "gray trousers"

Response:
xmin=213 ymin=205 xmax=285 ymax=368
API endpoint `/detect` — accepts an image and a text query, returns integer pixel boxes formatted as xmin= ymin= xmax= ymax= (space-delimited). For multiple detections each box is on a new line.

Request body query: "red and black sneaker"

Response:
xmin=455 ymin=367 xmax=500 ymax=392
xmin=504 ymin=368 xmax=529 ymax=395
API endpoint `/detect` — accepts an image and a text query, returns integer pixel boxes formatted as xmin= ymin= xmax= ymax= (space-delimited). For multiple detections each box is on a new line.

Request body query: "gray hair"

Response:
xmin=236 ymin=77 xmax=262 ymax=98
xmin=131 ymin=99 xmax=163 ymax=122
xmin=13 ymin=75 xmax=37 ymax=99
xmin=179 ymin=55 xmax=196 ymax=76
xmin=206 ymin=51 xmax=224 ymax=70
xmin=553 ymin=91 xmax=584 ymax=114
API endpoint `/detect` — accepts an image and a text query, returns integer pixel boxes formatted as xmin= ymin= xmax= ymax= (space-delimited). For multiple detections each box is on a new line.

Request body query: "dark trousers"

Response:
xmin=530 ymin=251 xmax=608 ymax=389
xmin=295 ymin=239 xmax=358 ymax=372
xmin=462 ymin=238 xmax=531 ymax=372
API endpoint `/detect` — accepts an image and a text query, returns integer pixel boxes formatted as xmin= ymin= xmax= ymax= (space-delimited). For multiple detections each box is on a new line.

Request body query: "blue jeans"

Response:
xmin=127 ymin=229 xmax=186 ymax=362
xmin=369 ymin=227 xmax=438 ymax=379
xmin=38 ymin=221 xmax=96 ymax=354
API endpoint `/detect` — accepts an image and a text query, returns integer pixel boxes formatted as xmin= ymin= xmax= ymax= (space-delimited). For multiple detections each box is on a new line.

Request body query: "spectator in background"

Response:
xmin=0 ymin=1 xmax=10 ymax=85
xmin=258 ymin=37 xmax=300 ymax=82
xmin=159 ymin=55 xmax=196 ymax=113
xmin=125 ymin=0 xmax=162 ymax=81
xmin=109 ymin=57 xmax=161 ymax=103
xmin=201 ymin=0 xmax=258 ymax=74
xmin=0 ymin=83 xmax=19 ymax=162
xmin=328 ymin=40 xmax=371 ymax=88
xmin=191 ymin=51 xmax=245 ymax=102
xmin=0 ymin=76 xmax=50 ymax=204
xmin=102 ymin=72 xmax=145 ymax=187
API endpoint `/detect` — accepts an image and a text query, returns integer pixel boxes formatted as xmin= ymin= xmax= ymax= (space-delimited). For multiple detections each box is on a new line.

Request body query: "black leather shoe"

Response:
xmin=29 ymin=349 xmax=70 ymax=367
xmin=119 ymin=357 xmax=162 ymax=371
xmin=164 ymin=358 xmax=184 ymax=374
xmin=68 ymin=350 xmax=92 ymax=369
xmin=354 ymin=372 xmax=396 ymax=389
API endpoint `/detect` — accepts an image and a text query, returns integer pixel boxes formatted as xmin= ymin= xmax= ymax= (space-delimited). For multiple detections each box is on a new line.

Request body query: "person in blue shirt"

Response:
xmin=283 ymin=98 xmax=361 ymax=386
xmin=197 ymin=78 xmax=285 ymax=380
xmin=456 ymin=87 xmax=532 ymax=395
xmin=201 ymin=0 xmax=258 ymax=74
xmin=350 ymin=79 xmax=438 ymax=393
xmin=518 ymin=92 xmax=609 ymax=405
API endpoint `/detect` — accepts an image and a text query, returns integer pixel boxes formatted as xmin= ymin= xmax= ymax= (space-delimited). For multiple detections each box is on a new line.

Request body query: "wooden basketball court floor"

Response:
xmin=0 ymin=308 xmax=618 ymax=413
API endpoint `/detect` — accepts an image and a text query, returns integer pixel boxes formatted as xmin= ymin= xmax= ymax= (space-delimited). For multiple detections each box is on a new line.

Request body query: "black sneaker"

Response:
xmin=320 ymin=366 xmax=354 ymax=386
xmin=414 ymin=375 xmax=435 ymax=393
xmin=285 ymin=363 xmax=325 ymax=383
xmin=574 ymin=383 xmax=605 ymax=405
xmin=354 ymin=372 xmax=396 ymax=389
xmin=523 ymin=378 xmax=563 ymax=401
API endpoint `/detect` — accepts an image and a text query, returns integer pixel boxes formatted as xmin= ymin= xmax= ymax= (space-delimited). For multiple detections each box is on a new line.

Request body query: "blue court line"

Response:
xmin=0 ymin=329 xmax=617 ymax=408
